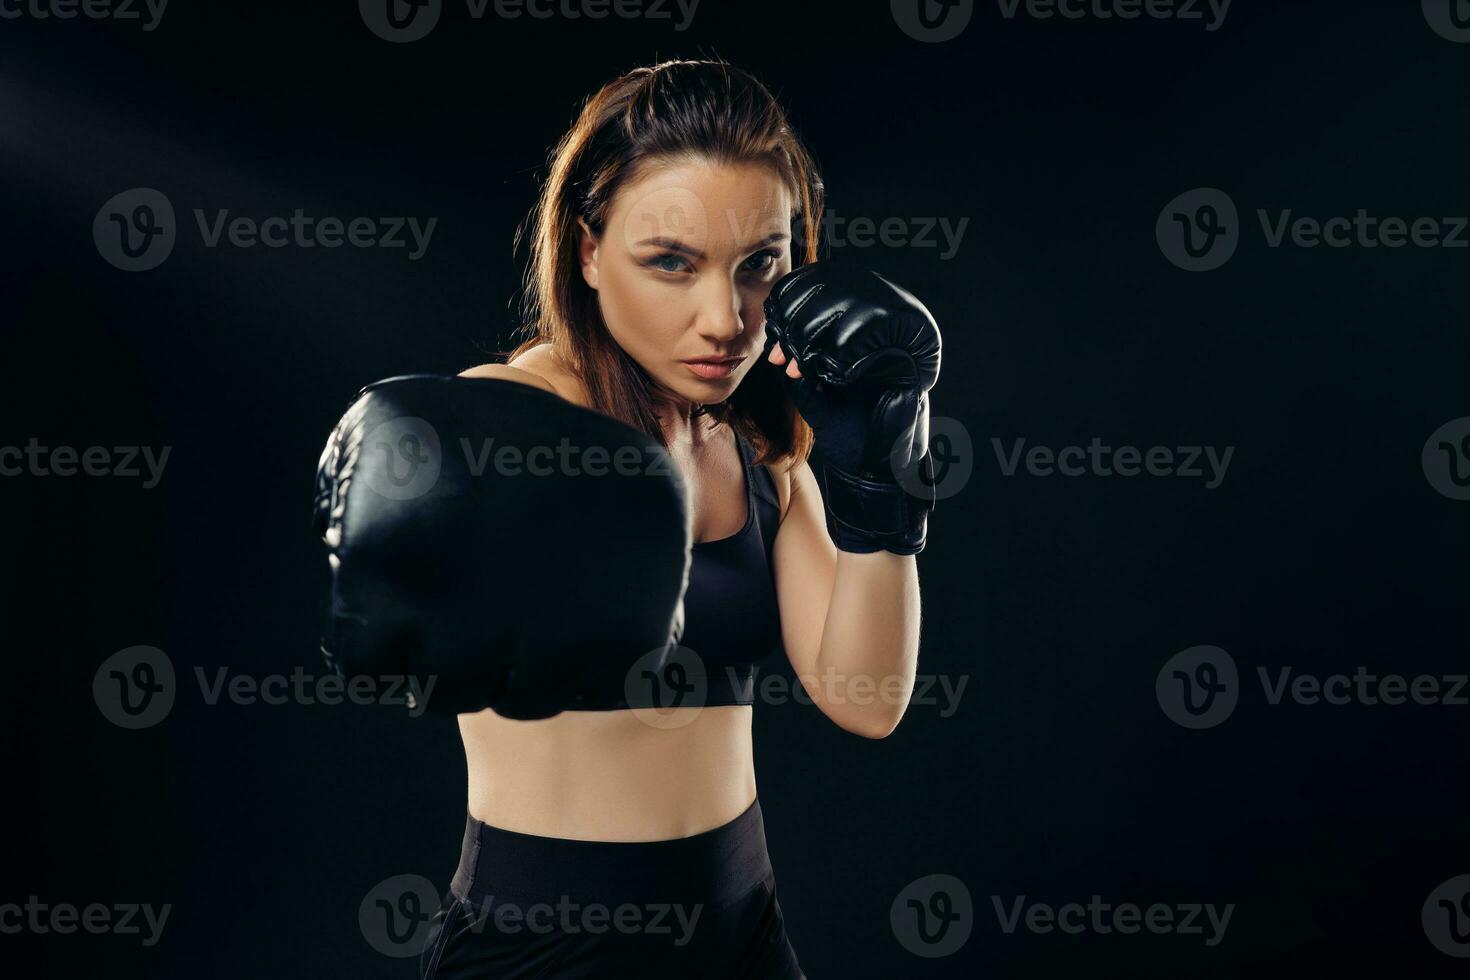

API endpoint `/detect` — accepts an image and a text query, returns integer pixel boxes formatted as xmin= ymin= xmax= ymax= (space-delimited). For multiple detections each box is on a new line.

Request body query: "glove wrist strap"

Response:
xmin=816 ymin=455 xmax=935 ymax=556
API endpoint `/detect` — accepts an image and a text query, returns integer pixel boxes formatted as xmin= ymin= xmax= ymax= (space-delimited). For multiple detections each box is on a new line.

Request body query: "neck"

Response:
xmin=656 ymin=397 xmax=714 ymax=450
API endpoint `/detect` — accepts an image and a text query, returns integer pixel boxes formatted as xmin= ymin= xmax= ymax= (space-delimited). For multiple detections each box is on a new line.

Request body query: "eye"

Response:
xmin=742 ymin=249 xmax=781 ymax=274
xmin=645 ymin=252 xmax=692 ymax=274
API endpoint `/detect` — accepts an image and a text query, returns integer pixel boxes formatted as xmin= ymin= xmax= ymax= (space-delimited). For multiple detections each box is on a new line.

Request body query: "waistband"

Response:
xmin=451 ymin=799 xmax=772 ymax=909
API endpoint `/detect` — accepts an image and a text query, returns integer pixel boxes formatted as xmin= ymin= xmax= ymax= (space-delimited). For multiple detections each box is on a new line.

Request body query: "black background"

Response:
xmin=2 ymin=0 xmax=1467 ymax=976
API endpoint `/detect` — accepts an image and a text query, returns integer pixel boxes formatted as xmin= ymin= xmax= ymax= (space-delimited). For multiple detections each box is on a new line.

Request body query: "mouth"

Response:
xmin=680 ymin=355 xmax=746 ymax=381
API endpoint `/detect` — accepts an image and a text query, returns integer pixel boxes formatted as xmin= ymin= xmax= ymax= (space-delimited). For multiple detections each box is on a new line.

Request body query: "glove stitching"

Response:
xmin=784 ymin=280 xmax=824 ymax=325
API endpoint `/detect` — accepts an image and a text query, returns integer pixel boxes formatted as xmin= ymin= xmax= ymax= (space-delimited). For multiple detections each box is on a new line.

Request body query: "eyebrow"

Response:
xmin=633 ymin=231 xmax=789 ymax=261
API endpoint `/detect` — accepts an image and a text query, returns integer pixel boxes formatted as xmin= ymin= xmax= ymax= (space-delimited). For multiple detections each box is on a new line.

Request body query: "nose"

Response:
xmin=692 ymin=276 xmax=747 ymax=346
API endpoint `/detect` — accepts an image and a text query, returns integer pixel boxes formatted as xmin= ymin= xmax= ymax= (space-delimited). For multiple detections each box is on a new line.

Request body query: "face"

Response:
xmin=579 ymin=157 xmax=794 ymax=410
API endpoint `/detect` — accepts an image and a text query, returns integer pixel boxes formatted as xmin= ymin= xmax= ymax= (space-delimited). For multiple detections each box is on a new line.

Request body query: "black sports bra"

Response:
xmin=566 ymin=429 xmax=785 ymax=710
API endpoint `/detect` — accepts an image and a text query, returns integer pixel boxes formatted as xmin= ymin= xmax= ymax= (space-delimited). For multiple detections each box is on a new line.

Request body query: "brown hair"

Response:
xmin=506 ymin=58 xmax=823 ymax=467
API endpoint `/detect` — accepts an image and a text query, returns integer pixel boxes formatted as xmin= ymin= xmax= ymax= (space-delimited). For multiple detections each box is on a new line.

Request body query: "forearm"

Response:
xmin=761 ymin=261 xmax=941 ymax=737
xmin=808 ymin=550 xmax=921 ymax=738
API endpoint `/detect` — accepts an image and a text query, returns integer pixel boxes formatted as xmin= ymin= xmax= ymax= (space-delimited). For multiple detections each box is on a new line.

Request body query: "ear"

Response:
xmin=578 ymin=218 xmax=600 ymax=291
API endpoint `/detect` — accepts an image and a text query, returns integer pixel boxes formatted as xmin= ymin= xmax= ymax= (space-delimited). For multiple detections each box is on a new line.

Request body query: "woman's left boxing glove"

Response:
xmin=762 ymin=263 xmax=942 ymax=555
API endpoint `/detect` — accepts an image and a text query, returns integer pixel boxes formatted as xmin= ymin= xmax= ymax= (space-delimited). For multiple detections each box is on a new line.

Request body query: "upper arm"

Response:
xmin=771 ymin=459 xmax=837 ymax=675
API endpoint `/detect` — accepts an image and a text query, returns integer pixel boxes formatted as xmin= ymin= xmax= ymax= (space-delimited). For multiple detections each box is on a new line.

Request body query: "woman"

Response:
xmin=422 ymin=58 xmax=941 ymax=978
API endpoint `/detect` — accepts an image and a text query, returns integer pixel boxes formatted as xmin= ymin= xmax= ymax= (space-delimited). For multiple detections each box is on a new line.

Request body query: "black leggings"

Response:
xmin=420 ymin=799 xmax=804 ymax=979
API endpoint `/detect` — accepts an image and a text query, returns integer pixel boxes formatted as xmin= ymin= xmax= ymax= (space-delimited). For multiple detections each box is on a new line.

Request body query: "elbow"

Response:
xmin=836 ymin=708 xmax=905 ymax=740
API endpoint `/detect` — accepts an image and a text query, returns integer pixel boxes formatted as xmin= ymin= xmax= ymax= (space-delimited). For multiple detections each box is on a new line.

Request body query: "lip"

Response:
xmin=680 ymin=355 xmax=746 ymax=381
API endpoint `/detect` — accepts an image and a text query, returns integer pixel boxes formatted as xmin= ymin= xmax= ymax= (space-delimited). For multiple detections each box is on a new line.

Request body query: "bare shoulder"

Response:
xmin=459 ymin=344 xmax=590 ymax=408
xmin=457 ymin=361 xmax=559 ymax=396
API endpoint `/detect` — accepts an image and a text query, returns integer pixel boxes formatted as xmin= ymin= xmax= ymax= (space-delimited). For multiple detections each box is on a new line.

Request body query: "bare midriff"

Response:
xmin=458 ymin=704 xmax=757 ymax=842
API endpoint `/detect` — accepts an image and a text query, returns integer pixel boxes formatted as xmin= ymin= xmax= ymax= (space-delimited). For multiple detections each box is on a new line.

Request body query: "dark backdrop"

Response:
xmin=3 ymin=1 xmax=1467 ymax=976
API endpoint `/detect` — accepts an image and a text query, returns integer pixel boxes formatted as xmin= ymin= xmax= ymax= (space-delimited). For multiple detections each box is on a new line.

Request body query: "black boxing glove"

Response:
xmin=762 ymin=263 xmax=942 ymax=555
xmin=313 ymin=374 xmax=692 ymax=719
